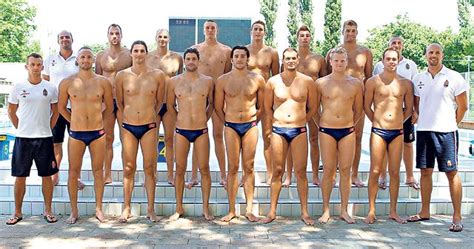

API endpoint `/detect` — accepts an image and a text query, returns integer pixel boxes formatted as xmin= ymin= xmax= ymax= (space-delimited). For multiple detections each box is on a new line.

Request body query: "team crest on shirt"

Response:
xmin=43 ymin=88 xmax=48 ymax=96
xmin=406 ymin=64 xmax=410 ymax=70
xmin=444 ymin=80 xmax=449 ymax=87
xmin=51 ymin=60 xmax=56 ymax=66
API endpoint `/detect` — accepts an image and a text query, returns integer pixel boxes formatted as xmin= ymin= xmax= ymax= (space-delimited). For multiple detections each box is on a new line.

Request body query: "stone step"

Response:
xmin=1 ymin=168 xmax=473 ymax=185
xmin=0 ymin=196 xmax=473 ymax=217
xmin=2 ymin=180 xmax=474 ymax=201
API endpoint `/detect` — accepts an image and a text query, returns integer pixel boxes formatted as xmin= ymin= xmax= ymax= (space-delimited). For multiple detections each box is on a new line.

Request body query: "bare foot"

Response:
xmin=169 ymin=211 xmax=184 ymax=221
xmin=95 ymin=210 xmax=105 ymax=223
xmin=301 ymin=215 xmax=315 ymax=226
xmin=282 ymin=177 xmax=291 ymax=188
xmin=261 ymin=214 xmax=276 ymax=224
xmin=167 ymin=176 xmax=175 ymax=186
xmin=77 ymin=179 xmax=85 ymax=190
xmin=220 ymin=212 xmax=237 ymax=222
xmin=389 ymin=214 xmax=407 ymax=224
xmin=351 ymin=178 xmax=365 ymax=188
xmin=245 ymin=212 xmax=259 ymax=222
xmin=203 ymin=212 xmax=214 ymax=221
xmin=364 ymin=213 xmax=377 ymax=224
xmin=146 ymin=212 xmax=162 ymax=223
xmin=118 ymin=210 xmax=131 ymax=223
xmin=340 ymin=212 xmax=355 ymax=224
xmin=318 ymin=212 xmax=330 ymax=224
xmin=66 ymin=214 xmax=79 ymax=224
xmin=185 ymin=180 xmax=199 ymax=189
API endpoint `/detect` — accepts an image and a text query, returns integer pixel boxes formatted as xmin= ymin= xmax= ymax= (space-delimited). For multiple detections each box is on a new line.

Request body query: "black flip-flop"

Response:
xmin=407 ymin=215 xmax=430 ymax=222
xmin=6 ymin=216 xmax=23 ymax=225
xmin=449 ymin=223 xmax=463 ymax=232
xmin=44 ymin=214 xmax=58 ymax=223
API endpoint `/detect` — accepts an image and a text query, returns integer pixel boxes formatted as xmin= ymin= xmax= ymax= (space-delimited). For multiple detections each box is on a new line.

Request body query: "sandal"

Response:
xmin=44 ymin=214 xmax=58 ymax=223
xmin=406 ymin=181 xmax=420 ymax=190
xmin=407 ymin=214 xmax=430 ymax=222
xmin=6 ymin=216 xmax=23 ymax=225
xmin=449 ymin=223 xmax=463 ymax=232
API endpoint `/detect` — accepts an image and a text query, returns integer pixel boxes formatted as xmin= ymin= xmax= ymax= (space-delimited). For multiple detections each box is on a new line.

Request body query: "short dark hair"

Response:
xmin=231 ymin=45 xmax=249 ymax=58
xmin=282 ymin=47 xmax=298 ymax=59
xmin=130 ymin=40 xmax=148 ymax=53
xmin=382 ymin=47 xmax=400 ymax=61
xmin=342 ymin=19 xmax=358 ymax=32
xmin=251 ymin=20 xmax=266 ymax=31
xmin=205 ymin=19 xmax=216 ymax=24
xmin=297 ymin=25 xmax=311 ymax=37
xmin=107 ymin=23 xmax=122 ymax=34
xmin=26 ymin=53 xmax=42 ymax=62
xmin=184 ymin=47 xmax=200 ymax=60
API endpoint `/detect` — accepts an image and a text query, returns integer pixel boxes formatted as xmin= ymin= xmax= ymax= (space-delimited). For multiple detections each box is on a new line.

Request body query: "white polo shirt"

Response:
xmin=43 ymin=52 xmax=78 ymax=89
xmin=373 ymin=57 xmax=418 ymax=80
xmin=414 ymin=66 xmax=468 ymax=132
xmin=8 ymin=79 xmax=58 ymax=138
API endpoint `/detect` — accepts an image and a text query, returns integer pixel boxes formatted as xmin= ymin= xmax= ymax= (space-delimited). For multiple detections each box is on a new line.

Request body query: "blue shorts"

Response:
xmin=11 ymin=137 xmax=59 ymax=177
xmin=416 ymin=131 xmax=458 ymax=172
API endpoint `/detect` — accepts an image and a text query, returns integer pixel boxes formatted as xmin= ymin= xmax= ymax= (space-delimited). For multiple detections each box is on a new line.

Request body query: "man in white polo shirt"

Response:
xmin=407 ymin=43 xmax=468 ymax=233
xmin=42 ymin=30 xmax=82 ymax=188
xmin=373 ymin=36 xmax=419 ymax=190
xmin=6 ymin=53 xmax=59 ymax=225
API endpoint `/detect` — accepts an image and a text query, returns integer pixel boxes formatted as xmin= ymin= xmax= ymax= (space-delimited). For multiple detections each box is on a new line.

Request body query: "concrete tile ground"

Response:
xmin=0 ymin=214 xmax=472 ymax=248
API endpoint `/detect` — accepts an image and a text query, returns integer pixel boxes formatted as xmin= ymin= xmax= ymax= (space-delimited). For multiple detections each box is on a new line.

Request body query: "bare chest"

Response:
xmin=123 ymin=74 xmax=159 ymax=97
xmin=68 ymin=80 xmax=104 ymax=101
xmin=175 ymin=82 xmax=208 ymax=99
xmin=274 ymin=83 xmax=307 ymax=103
xmin=248 ymin=49 xmax=273 ymax=70
xmin=224 ymin=79 xmax=258 ymax=98
xmin=100 ymin=52 xmax=130 ymax=72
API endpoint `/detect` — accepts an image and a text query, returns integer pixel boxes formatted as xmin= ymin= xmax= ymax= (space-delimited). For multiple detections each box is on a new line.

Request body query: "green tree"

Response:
xmin=84 ymin=43 xmax=109 ymax=54
xmin=322 ymin=0 xmax=342 ymax=56
xmin=0 ymin=0 xmax=37 ymax=62
xmin=366 ymin=14 xmax=473 ymax=72
xmin=299 ymin=0 xmax=316 ymax=51
xmin=259 ymin=0 xmax=279 ymax=47
xmin=457 ymin=0 xmax=472 ymax=29
xmin=287 ymin=0 xmax=300 ymax=48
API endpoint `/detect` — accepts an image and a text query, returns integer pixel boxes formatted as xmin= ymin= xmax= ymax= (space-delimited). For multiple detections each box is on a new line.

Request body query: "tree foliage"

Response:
xmin=84 ymin=43 xmax=109 ymax=55
xmin=366 ymin=14 xmax=474 ymax=72
xmin=322 ymin=0 xmax=342 ymax=56
xmin=0 ymin=0 xmax=37 ymax=62
xmin=299 ymin=0 xmax=316 ymax=51
xmin=457 ymin=0 xmax=472 ymax=29
xmin=287 ymin=0 xmax=300 ymax=48
xmin=259 ymin=0 xmax=279 ymax=47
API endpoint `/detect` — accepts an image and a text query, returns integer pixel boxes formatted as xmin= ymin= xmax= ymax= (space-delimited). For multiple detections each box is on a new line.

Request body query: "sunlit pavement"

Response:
xmin=0 ymin=214 xmax=472 ymax=248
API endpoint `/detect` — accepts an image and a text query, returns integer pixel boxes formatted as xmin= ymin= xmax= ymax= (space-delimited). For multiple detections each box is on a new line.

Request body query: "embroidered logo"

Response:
xmin=149 ymin=123 xmax=156 ymax=128
xmin=447 ymin=160 xmax=452 ymax=167
xmin=20 ymin=90 xmax=29 ymax=98
xmin=99 ymin=130 xmax=105 ymax=135
xmin=43 ymin=88 xmax=48 ymax=96
xmin=406 ymin=64 xmax=410 ymax=70
xmin=417 ymin=81 xmax=424 ymax=90
xmin=51 ymin=60 xmax=56 ymax=66
xmin=301 ymin=127 xmax=306 ymax=132
xmin=444 ymin=80 xmax=449 ymax=87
